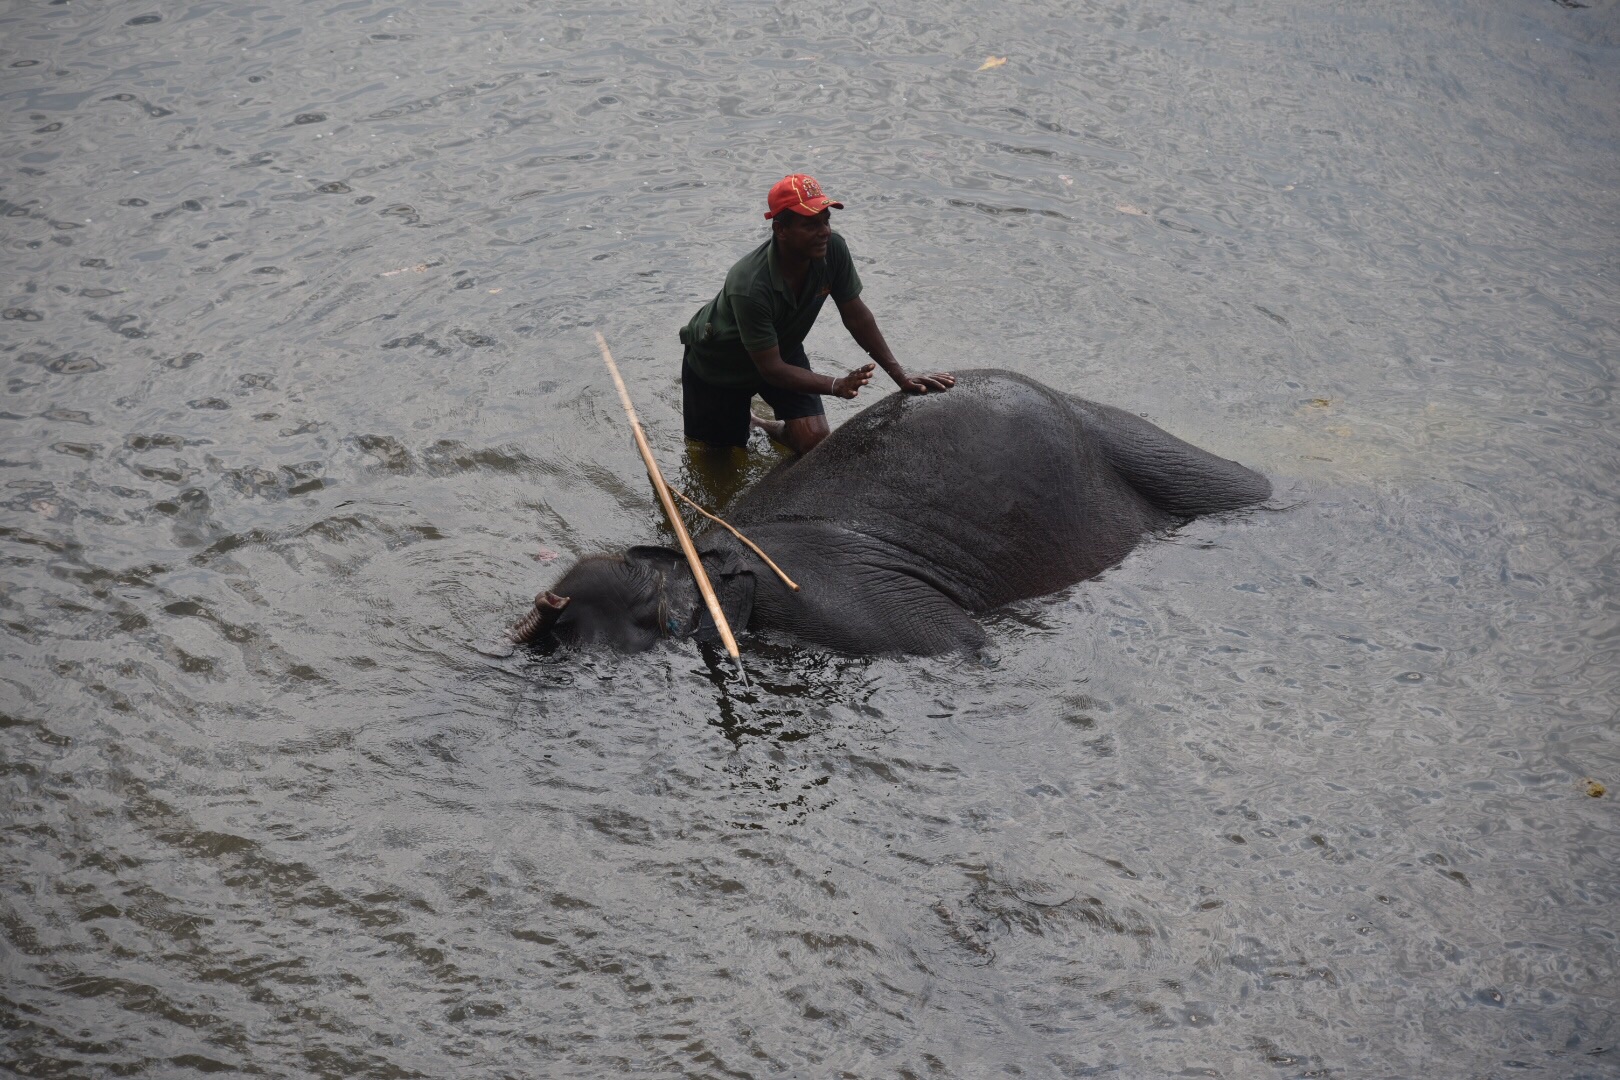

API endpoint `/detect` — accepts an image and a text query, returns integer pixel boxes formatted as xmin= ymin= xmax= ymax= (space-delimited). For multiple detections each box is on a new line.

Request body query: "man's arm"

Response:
xmin=735 ymin=288 xmax=871 ymax=398
xmin=749 ymin=345 xmax=874 ymax=399
xmin=836 ymin=295 xmax=955 ymax=394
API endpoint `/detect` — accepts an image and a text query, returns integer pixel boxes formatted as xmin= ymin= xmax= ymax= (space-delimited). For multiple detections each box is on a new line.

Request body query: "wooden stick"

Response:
xmin=671 ymin=488 xmax=800 ymax=592
xmin=595 ymin=332 xmax=742 ymax=661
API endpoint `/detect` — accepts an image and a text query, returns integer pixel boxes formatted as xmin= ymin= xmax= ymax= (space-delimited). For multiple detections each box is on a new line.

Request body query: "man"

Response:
xmin=679 ymin=174 xmax=955 ymax=455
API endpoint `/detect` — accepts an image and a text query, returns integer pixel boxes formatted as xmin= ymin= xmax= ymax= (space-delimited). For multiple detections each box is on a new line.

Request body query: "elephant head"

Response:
xmin=508 ymin=546 xmax=755 ymax=652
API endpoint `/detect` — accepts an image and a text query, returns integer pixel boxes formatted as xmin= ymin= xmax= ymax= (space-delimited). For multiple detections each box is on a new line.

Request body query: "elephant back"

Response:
xmin=720 ymin=370 xmax=1170 ymax=611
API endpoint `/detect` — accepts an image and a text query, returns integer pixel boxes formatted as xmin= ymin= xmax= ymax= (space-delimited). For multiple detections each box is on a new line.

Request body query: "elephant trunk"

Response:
xmin=508 ymin=591 xmax=571 ymax=645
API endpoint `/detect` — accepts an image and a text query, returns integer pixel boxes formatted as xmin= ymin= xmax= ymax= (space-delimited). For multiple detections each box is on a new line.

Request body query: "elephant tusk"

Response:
xmin=670 ymin=488 xmax=801 ymax=592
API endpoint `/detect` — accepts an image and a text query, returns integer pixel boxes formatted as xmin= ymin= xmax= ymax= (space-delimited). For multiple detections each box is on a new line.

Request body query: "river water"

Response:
xmin=3 ymin=0 xmax=1617 ymax=1076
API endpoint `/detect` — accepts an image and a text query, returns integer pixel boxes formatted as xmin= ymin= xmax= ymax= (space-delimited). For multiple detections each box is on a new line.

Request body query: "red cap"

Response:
xmin=764 ymin=174 xmax=845 ymax=219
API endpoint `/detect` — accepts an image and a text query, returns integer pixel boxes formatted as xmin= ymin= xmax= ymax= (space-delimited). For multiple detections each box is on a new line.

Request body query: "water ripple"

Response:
xmin=2 ymin=0 xmax=1617 ymax=1074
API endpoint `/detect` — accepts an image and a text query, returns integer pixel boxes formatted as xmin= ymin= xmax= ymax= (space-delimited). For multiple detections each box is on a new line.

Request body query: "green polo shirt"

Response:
xmin=680 ymin=230 xmax=862 ymax=389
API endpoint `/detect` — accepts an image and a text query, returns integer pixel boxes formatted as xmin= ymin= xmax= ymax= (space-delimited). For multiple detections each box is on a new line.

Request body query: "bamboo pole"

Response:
xmin=670 ymin=488 xmax=800 ymax=592
xmin=594 ymin=332 xmax=742 ymax=662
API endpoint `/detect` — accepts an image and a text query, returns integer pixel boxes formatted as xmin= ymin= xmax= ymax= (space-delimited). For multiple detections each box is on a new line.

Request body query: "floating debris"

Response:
xmin=1115 ymin=203 xmax=1147 ymax=216
xmin=1585 ymin=778 xmax=1606 ymax=798
xmin=977 ymin=56 xmax=1007 ymax=71
xmin=380 ymin=263 xmax=431 ymax=277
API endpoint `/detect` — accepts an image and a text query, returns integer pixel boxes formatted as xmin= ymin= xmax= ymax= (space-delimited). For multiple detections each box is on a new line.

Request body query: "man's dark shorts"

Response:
xmin=681 ymin=342 xmax=825 ymax=447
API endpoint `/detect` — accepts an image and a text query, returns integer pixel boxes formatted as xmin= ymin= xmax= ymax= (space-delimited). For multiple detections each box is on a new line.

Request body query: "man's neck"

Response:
xmin=774 ymin=235 xmax=812 ymax=277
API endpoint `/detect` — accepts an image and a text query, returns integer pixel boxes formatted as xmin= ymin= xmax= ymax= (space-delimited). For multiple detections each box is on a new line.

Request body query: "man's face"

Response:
xmin=776 ymin=208 xmax=832 ymax=260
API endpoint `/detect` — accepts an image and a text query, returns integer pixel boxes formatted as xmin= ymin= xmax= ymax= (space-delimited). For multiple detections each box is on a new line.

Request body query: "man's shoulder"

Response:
xmin=827 ymin=229 xmax=855 ymax=265
xmin=723 ymin=237 xmax=774 ymax=293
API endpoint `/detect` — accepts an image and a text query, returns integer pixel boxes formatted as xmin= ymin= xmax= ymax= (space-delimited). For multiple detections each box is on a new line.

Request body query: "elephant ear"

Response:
xmin=625 ymin=545 xmax=686 ymax=576
xmin=627 ymin=546 xmax=754 ymax=643
xmin=692 ymin=550 xmax=755 ymax=644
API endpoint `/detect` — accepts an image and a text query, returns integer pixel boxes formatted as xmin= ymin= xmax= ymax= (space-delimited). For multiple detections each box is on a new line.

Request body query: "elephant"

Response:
xmin=509 ymin=369 xmax=1271 ymax=656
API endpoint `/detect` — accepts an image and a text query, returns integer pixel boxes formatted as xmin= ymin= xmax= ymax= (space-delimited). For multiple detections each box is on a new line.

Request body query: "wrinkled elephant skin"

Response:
xmin=512 ymin=369 xmax=1271 ymax=655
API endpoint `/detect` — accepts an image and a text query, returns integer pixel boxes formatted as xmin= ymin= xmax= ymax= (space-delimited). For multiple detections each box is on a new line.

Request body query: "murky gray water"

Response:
xmin=4 ymin=0 xmax=1618 ymax=1075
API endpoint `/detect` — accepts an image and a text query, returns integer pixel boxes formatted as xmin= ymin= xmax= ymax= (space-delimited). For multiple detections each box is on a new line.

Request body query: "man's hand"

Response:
xmin=896 ymin=371 xmax=957 ymax=394
xmin=831 ymin=363 xmax=875 ymax=399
